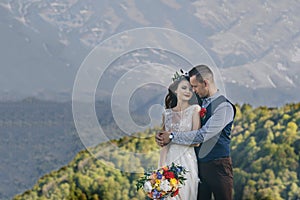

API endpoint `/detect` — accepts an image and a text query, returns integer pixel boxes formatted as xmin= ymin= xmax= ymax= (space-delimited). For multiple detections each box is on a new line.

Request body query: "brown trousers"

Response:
xmin=197 ymin=157 xmax=233 ymax=200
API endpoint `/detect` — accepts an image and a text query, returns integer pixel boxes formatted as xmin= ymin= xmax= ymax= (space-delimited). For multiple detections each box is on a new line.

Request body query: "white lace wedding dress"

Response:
xmin=160 ymin=105 xmax=200 ymax=200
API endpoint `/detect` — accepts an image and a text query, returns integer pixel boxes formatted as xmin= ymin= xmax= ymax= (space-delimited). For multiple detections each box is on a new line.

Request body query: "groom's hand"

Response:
xmin=155 ymin=132 xmax=164 ymax=147
xmin=156 ymin=131 xmax=171 ymax=147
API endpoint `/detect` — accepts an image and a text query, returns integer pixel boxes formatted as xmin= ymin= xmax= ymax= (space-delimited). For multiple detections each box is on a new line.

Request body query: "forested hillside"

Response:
xmin=0 ymin=98 xmax=122 ymax=199
xmin=14 ymin=103 xmax=300 ymax=200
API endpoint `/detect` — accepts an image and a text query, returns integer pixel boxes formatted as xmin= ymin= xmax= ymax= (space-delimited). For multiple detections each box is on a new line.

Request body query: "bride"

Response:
xmin=159 ymin=74 xmax=200 ymax=200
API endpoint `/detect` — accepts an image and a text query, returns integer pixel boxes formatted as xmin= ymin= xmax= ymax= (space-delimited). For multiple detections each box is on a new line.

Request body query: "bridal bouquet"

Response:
xmin=136 ymin=163 xmax=188 ymax=199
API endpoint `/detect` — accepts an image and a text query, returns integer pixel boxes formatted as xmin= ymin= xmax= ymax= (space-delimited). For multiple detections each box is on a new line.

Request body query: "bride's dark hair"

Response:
xmin=165 ymin=76 xmax=198 ymax=109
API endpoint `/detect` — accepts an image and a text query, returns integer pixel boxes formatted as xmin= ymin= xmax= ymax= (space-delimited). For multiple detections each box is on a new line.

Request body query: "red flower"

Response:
xmin=172 ymin=188 xmax=179 ymax=197
xmin=164 ymin=171 xmax=175 ymax=179
xmin=199 ymin=107 xmax=207 ymax=118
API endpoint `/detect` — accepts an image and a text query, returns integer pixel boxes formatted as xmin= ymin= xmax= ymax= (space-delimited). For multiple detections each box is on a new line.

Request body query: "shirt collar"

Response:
xmin=202 ymin=90 xmax=221 ymax=107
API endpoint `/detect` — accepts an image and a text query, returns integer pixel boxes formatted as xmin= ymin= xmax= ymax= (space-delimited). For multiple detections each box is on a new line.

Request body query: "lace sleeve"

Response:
xmin=161 ymin=112 xmax=165 ymax=130
xmin=163 ymin=109 xmax=172 ymax=131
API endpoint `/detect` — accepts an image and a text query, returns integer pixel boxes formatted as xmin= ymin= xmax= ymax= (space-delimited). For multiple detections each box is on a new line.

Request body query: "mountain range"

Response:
xmin=1 ymin=0 xmax=300 ymax=107
xmin=2 ymin=1 xmax=300 ymax=199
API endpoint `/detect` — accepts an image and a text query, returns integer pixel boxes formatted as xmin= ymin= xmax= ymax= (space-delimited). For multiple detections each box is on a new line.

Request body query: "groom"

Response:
xmin=156 ymin=64 xmax=236 ymax=200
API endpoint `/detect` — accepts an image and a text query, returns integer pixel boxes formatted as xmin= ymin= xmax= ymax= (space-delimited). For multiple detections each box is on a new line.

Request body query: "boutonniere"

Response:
xmin=199 ymin=107 xmax=207 ymax=119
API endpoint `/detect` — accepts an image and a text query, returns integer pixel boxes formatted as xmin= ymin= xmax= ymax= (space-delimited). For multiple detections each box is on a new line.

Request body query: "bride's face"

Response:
xmin=175 ymin=80 xmax=193 ymax=102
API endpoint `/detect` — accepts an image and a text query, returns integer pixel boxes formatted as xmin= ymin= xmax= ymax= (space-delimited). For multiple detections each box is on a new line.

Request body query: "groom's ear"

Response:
xmin=203 ymin=80 xmax=208 ymax=87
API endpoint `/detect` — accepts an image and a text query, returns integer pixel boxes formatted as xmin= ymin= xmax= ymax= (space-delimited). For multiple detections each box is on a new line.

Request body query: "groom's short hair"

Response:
xmin=188 ymin=64 xmax=214 ymax=83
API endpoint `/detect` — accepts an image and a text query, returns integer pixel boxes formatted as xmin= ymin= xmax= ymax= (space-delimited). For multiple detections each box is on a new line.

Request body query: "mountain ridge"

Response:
xmin=1 ymin=0 xmax=300 ymax=106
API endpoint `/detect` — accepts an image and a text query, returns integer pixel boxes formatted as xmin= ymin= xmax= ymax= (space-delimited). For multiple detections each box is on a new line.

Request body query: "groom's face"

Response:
xmin=190 ymin=75 xmax=207 ymax=98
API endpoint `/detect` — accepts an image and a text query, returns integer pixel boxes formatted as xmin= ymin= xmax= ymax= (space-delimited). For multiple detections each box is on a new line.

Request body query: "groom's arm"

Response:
xmin=171 ymin=102 xmax=234 ymax=145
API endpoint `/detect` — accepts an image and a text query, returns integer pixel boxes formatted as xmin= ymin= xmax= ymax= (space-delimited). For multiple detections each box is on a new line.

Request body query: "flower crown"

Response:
xmin=172 ymin=69 xmax=188 ymax=82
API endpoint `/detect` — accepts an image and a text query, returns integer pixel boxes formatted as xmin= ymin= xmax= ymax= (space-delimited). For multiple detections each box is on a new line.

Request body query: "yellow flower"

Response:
xmin=170 ymin=178 xmax=178 ymax=186
xmin=155 ymin=179 xmax=161 ymax=186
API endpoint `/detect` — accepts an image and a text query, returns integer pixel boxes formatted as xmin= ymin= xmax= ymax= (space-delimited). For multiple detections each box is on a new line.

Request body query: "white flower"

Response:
xmin=143 ymin=181 xmax=152 ymax=193
xmin=160 ymin=180 xmax=172 ymax=192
